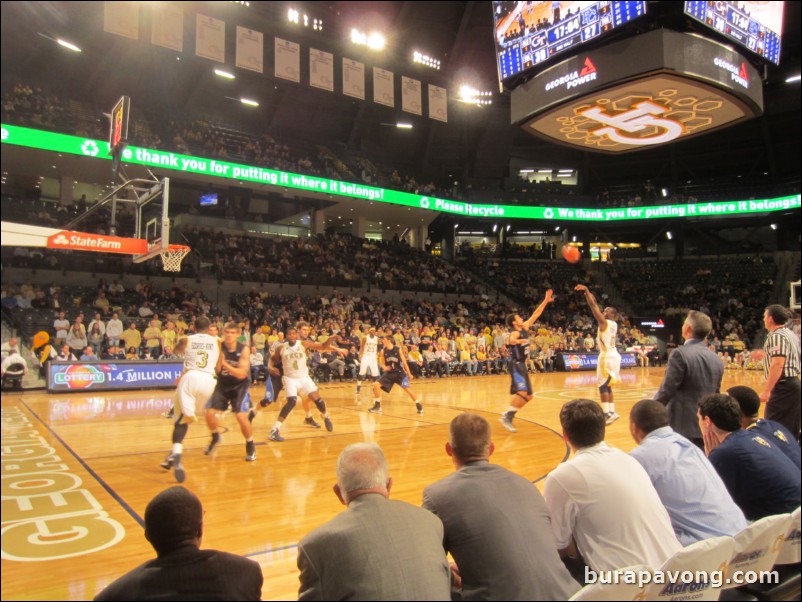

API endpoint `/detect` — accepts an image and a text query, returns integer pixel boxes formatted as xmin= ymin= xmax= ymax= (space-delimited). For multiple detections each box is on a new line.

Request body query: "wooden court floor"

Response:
xmin=1 ymin=367 xmax=768 ymax=601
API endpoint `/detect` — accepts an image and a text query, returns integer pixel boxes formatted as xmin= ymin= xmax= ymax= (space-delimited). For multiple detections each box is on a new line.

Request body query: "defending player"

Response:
xmin=368 ymin=335 xmax=423 ymax=415
xmin=160 ymin=317 xmax=220 ymax=482
xmin=204 ymin=322 xmax=256 ymax=461
xmin=576 ymin=284 xmax=622 ymax=425
xmin=499 ymin=289 xmax=554 ymax=432
xmin=268 ymin=323 xmax=345 ymax=442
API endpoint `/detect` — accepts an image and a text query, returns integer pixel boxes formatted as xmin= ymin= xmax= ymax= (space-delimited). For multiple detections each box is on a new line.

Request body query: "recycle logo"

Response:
xmin=1 ymin=127 xmax=8 ymax=141
xmin=544 ymin=208 xmax=554 ymax=219
xmin=81 ymin=140 xmax=99 ymax=156
xmin=420 ymin=197 xmax=430 ymax=209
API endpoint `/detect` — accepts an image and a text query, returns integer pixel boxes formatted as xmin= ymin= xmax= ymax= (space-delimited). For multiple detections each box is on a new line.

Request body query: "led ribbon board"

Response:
xmin=3 ymin=123 xmax=799 ymax=220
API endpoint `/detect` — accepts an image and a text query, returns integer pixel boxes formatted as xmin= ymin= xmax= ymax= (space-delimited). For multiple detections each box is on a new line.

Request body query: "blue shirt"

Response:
xmin=630 ymin=426 xmax=748 ymax=546
xmin=746 ymin=419 xmax=801 ymax=469
xmin=709 ymin=429 xmax=802 ymax=521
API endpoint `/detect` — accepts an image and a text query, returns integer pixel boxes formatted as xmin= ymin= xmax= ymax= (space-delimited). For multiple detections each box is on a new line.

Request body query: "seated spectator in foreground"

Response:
xmin=628 ymin=399 xmax=747 ymax=546
xmin=297 ymin=442 xmax=450 ymax=601
xmin=727 ymin=385 xmax=800 ymax=469
xmin=125 ymin=346 xmax=141 ymax=360
xmin=93 ymin=486 xmax=263 ymax=601
xmin=698 ymin=393 xmax=801 ymax=521
xmin=543 ymin=399 xmax=681 ymax=574
xmin=1 ymin=336 xmax=19 ymax=360
xmin=423 ymin=413 xmax=579 ymax=600
xmin=1 ymin=346 xmax=28 ymax=380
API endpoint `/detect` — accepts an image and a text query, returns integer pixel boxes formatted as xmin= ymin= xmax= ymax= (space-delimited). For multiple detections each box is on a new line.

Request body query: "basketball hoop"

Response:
xmin=160 ymin=244 xmax=191 ymax=272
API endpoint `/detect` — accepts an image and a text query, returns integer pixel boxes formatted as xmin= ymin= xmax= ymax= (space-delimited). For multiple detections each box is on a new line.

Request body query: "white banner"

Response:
xmin=151 ymin=4 xmax=183 ymax=52
xmin=196 ymin=14 xmax=225 ymax=63
xmin=373 ymin=67 xmax=394 ymax=108
xmin=236 ymin=26 xmax=263 ymax=73
xmin=310 ymin=48 xmax=334 ymax=92
xmin=104 ymin=1 xmax=139 ymax=40
xmin=402 ymin=76 xmax=422 ymax=115
xmin=428 ymin=84 xmax=448 ymax=123
xmin=275 ymin=37 xmax=301 ymax=82
xmin=343 ymin=58 xmax=365 ymax=100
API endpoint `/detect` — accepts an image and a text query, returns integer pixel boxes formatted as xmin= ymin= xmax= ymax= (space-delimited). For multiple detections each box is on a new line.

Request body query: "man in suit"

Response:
xmin=423 ymin=413 xmax=580 ymax=600
xmin=297 ymin=443 xmax=451 ymax=601
xmin=654 ymin=310 xmax=724 ymax=448
xmin=94 ymin=486 xmax=263 ymax=601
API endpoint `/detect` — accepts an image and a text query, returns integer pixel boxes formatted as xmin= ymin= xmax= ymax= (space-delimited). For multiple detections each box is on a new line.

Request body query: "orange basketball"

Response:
xmin=561 ymin=245 xmax=582 ymax=264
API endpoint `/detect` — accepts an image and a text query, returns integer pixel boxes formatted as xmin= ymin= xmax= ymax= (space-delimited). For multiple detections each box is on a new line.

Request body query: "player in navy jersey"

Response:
xmin=500 ymin=290 xmax=554 ymax=432
xmin=204 ymin=322 xmax=255 ymax=461
xmin=369 ymin=336 xmax=423 ymax=415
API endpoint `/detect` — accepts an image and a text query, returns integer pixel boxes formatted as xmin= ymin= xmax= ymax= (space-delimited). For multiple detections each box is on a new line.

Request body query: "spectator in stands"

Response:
xmin=297 ymin=443 xmax=451 ymax=601
xmin=143 ymin=319 xmax=162 ymax=357
xmin=121 ymin=322 xmax=142 ymax=353
xmin=56 ymin=344 xmax=77 ymax=361
xmin=423 ymin=413 xmax=580 ymax=600
xmin=53 ymin=310 xmax=69 ymax=345
xmin=93 ymin=486 xmax=263 ymax=601
xmin=139 ymin=300 xmax=154 ymax=318
xmin=697 ymin=393 xmax=801 ymax=521
xmin=94 ymin=291 xmax=111 ymax=315
xmin=66 ymin=316 xmax=87 ymax=355
xmin=80 ymin=346 xmax=99 ymax=361
xmin=125 ymin=346 xmax=140 ymax=360
xmin=543 ymin=399 xmax=681 ymax=573
xmin=628 ymin=399 xmax=747 ymax=545
xmin=250 ymin=348 xmax=267 ymax=382
xmin=101 ymin=344 xmax=125 ymax=361
xmin=161 ymin=322 xmax=177 ymax=356
xmin=105 ymin=312 xmax=123 ymax=347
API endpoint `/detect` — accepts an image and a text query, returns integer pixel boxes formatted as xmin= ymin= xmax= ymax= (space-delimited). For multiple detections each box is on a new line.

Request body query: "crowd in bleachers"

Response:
xmin=607 ymin=257 xmax=776 ymax=347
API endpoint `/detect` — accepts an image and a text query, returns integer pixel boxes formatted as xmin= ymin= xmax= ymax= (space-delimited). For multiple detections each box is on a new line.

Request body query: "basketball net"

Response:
xmin=160 ymin=245 xmax=191 ymax=272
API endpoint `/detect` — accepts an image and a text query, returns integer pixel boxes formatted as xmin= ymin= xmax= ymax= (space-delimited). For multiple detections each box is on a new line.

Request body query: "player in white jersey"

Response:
xmin=160 ymin=317 xmax=220 ymax=482
xmin=576 ymin=285 xmax=622 ymax=425
xmin=356 ymin=326 xmax=380 ymax=397
xmin=268 ymin=322 xmax=346 ymax=442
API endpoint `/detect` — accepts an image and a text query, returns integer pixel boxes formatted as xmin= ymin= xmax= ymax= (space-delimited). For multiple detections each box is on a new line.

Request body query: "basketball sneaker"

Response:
xmin=499 ymin=413 xmax=517 ymax=433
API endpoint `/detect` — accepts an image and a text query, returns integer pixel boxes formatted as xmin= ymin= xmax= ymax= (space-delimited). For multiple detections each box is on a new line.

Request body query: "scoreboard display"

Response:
xmin=684 ymin=1 xmax=783 ymax=65
xmin=493 ymin=1 xmax=646 ymax=82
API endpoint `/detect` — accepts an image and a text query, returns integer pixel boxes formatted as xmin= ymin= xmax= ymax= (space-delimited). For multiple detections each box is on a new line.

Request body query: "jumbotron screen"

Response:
xmin=492 ymin=1 xmax=647 ymax=82
xmin=684 ymin=1 xmax=783 ymax=65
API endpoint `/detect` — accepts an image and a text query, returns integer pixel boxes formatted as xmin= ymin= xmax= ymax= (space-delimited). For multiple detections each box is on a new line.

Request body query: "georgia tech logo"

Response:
xmin=52 ymin=234 xmax=69 ymax=245
xmin=579 ymin=100 xmax=685 ymax=146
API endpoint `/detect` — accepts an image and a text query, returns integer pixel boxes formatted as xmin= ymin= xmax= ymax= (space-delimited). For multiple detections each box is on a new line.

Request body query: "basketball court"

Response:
xmin=1 ymin=367 xmax=768 ymax=600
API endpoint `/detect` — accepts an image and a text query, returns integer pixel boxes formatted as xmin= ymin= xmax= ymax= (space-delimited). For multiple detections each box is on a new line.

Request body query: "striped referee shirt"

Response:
xmin=763 ymin=327 xmax=801 ymax=379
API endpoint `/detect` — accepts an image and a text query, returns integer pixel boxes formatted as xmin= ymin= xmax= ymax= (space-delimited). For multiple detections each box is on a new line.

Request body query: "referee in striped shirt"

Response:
xmin=759 ymin=305 xmax=801 ymax=438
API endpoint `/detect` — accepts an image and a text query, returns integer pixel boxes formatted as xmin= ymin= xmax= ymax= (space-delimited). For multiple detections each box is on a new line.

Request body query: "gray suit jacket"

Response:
xmin=654 ymin=338 xmax=724 ymax=440
xmin=423 ymin=462 xmax=580 ymax=601
xmin=297 ymin=493 xmax=451 ymax=601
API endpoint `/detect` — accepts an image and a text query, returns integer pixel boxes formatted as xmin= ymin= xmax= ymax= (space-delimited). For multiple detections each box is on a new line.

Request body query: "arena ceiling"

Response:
xmin=1 ymin=2 xmax=800 ymax=240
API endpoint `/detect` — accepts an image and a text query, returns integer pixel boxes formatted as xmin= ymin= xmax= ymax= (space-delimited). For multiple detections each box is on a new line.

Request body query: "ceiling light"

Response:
xmin=214 ymin=69 xmax=235 ymax=79
xmin=57 ymin=38 xmax=82 ymax=52
xmin=396 ymin=123 xmax=412 ymax=129
xmin=785 ymin=74 xmax=801 ymax=83
xmin=240 ymin=98 xmax=259 ymax=107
